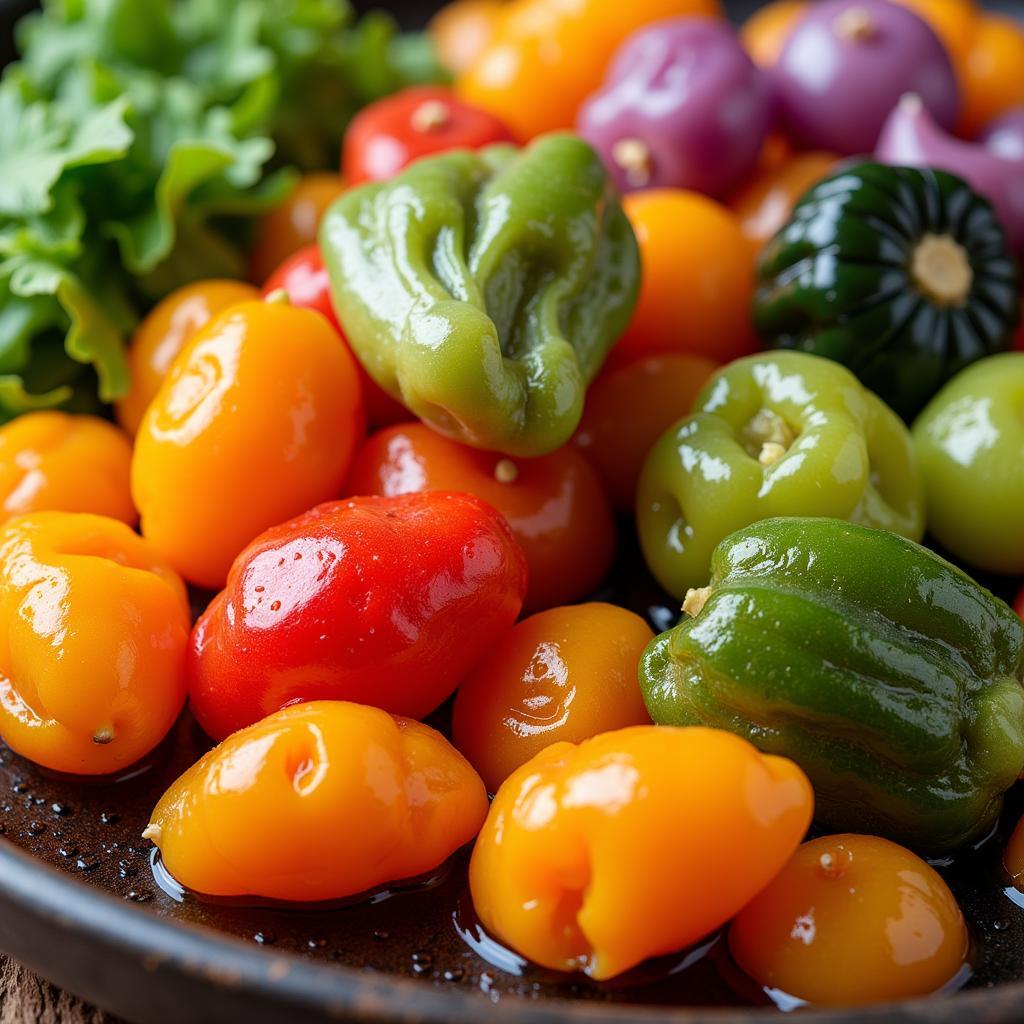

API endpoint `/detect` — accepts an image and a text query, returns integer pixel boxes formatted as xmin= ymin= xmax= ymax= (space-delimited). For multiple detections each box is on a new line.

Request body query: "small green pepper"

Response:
xmin=636 ymin=351 xmax=924 ymax=600
xmin=640 ymin=517 xmax=1024 ymax=851
xmin=320 ymin=134 xmax=640 ymax=457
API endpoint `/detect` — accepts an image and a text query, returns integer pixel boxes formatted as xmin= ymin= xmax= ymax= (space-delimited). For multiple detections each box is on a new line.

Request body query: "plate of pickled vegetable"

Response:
xmin=2 ymin=0 xmax=1024 ymax=1021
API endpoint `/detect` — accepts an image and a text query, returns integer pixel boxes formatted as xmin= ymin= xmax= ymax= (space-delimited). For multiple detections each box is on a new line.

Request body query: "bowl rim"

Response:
xmin=4 ymin=836 xmax=1024 ymax=1024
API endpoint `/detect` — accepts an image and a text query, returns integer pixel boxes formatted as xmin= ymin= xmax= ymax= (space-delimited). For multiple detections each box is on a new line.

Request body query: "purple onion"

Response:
xmin=576 ymin=17 xmax=773 ymax=199
xmin=876 ymin=93 xmax=1024 ymax=252
xmin=981 ymin=108 xmax=1024 ymax=162
xmin=772 ymin=0 xmax=959 ymax=154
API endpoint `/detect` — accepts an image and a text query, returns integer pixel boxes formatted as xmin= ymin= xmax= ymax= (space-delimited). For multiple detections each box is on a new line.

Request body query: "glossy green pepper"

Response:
xmin=320 ymin=134 xmax=640 ymax=457
xmin=636 ymin=351 xmax=924 ymax=600
xmin=913 ymin=352 xmax=1024 ymax=575
xmin=754 ymin=162 xmax=1020 ymax=422
xmin=640 ymin=517 xmax=1024 ymax=851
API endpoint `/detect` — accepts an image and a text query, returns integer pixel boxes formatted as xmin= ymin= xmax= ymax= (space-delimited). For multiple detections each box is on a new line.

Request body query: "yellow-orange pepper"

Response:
xmin=132 ymin=300 xmax=365 ymax=589
xmin=0 ymin=512 xmax=189 ymax=775
xmin=469 ymin=725 xmax=812 ymax=979
xmin=0 ymin=413 xmax=135 ymax=526
xmin=145 ymin=701 xmax=488 ymax=902
xmin=730 ymin=834 xmax=969 ymax=1005
xmin=457 ymin=0 xmax=722 ymax=141
xmin=116 ymin=280 xmax=259 ymax=435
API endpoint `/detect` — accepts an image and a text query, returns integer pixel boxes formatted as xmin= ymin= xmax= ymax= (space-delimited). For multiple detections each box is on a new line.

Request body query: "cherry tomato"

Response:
xmin=347 ymin=422 xmax=616 ymax=613
xmin=429 ymin=0 xmax=507 ymax=74
xmin=343 ymin=86 xmax=514 ymax=185
xmin=116 ymin=279 xmax=259 ymax=435
xmin=729 ymin=834 xmax=969 ymax=1006
xmin=248 ymin=173 xmax=347 ymax=284
xmin=145 ymin=701 xmax=488 ymax=902
xmin=261 ymin=245 xmax=407 ymax=428
xmin=452 ymin=603 xmax=653 ymax=792
xmin=574 ymin=354 xmax=718 ymax=513
xmin=959 ymin=15 xmax=1024 ymax=138
xmin=0 ymin=412 xmax=135 ymax=526
xmin=132 ymin=300 xmax=365 ymax=589
xmin=740 ymin=0 xmax=809 ymax=67
xmin=730 ymin=152 xmax=839 ymax=256
xmin=612 ymin=190 xmax=758 ymax=367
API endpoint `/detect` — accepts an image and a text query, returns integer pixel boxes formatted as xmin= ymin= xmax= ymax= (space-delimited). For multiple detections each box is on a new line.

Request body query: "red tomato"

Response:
xmin=1014 ymin=585 xmax=1024 ymax=621
xmin=188 ymin=493 xmax=528 ymax=740
xmin=261 ymin=245 xmax=407 ymax=428
xmin=343 ymin=86 xmax=514 ymax=185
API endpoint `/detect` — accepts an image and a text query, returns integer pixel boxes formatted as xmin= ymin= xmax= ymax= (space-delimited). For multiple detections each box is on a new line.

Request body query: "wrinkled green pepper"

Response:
xmin=320 ymin=133 xmax=640 ymax=457
xmin=640 ymin=517 xmax=1024 ymax=851
xmin=636 ymin=350 xmax=924 ymax=600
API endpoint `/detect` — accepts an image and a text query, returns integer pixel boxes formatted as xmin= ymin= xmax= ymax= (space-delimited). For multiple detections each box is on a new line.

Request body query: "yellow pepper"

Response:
xmin=0 ymin=512 xmax=190 ymax=774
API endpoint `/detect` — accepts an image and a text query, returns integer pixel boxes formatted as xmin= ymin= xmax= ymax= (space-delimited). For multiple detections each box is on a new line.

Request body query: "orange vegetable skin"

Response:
xmin=729 ymin=834 xmax=969 ymax=1006
xmin=0 ymin=413 xmax=135 ymax=526
xmin=730 ymin=152 xmax=839 ymax=256
xmin=429 ymin=0 xmax=507 ymax=73
xmin=457 ymin=0 xmax=722 ymax=141
xmin=890 ymin=0 xmax=979 ymax=77
xmin=0 ymin=512 xmax=189 ymax=775
xmin=574 ymin=355 xmax=718 ymax=513
xmin=248 ymin=173 xmax=348 ymax=283
xmin=470 ymin=725 xmax=813 ymax=979
xmin=612 ymin=190 xmax=757 ymax=368
xmin=146 ymin=701 xmax=488 ymax=902
xmin=740 ymin=0 xmax=809 ymax=67
xmin=346 ymin=422 xmax=615 ymax=612
xmin=452 ymin=603 xmax=653 ymax=792
xmin=116 ymin=280 xmax=259 ymax=435
xmin=132 ymin=301 xmax=365 ymax=589
xmin=958 ymin=15 xmax=1024 ymax=138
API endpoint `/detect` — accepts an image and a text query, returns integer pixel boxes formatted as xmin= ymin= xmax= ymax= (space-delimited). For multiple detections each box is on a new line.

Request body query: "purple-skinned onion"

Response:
xmin=877 ymin=93 xmax=1024 ymax=252
xmin=981 ymin=108 xmax=1024 ymax=162
xmin=576 ymin=17 xmax=774 ymax=199
xmin=772 ymin=0 xmax=959 ymax=155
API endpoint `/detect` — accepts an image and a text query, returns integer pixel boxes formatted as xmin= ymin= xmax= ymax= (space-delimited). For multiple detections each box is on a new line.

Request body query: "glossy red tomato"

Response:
xmin=343 ymin=86 xmax=514 ymax=185
xmin=261 ymin=245 xmax=407 ymax=428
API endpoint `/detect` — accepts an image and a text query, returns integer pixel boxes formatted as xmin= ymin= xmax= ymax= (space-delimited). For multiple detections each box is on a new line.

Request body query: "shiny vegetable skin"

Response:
xmin=188 ymin=493 xmax=528 ymax=741
xmin=145 ymin=701 xmax=488 ymax=902
xmin=470 ymin=725 xmax=812 ymax=979
xmin=0 ymin=512 xmax=189 ymax=775
xmin=754 ymin=162 xmax=1020 ymax=421
xmin=320 ymin=134 xmax=640 ymax=457
xmin=636 ymin=351 xmax=924 ymax=599
xmin=640 ymin=517 xmax=1024 ymax=851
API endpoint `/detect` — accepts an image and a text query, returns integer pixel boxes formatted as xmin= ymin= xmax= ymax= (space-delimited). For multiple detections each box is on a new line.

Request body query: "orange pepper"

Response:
xmin=132 ymin=300 xmax=365 ymax=589
xmin=730 ymin=152 xmax=839 ymax=257
xmin=346 ymin=422 xmax=615 ymax=613
xmin=573 ymin=354 xmax=718 ymax=513
xmin=740 ymin=0 xmax=809 ymax=67
xmin=429 ymin=0 xmax=508 ymax=74
xmin=470 ymin=725 xmax=812 ymax=979
xmin=958 ymin=14 xmax=1024 ymax=138
xmin=612 ymin=190 xmax=758 ymax=368
xmin=730 ymin=834 xmax=969 ymax=1005
xmin=145 ymin=701 xmax=488 ymax=902
xmin=0 ymin=512 xmax=189 ymax=775
xmin=248 ymin=173 xmax=348 ymax=284
xmin=457 ymin=0 xmax=722 ymax=141
xmin=116 ymin=280 xmax=259 ymax=435
xmin=452 ymin=603 xmax=653 ymax=792
xmin=0 ymin=413 xmax=135 ymax=526
xmin=890 ymin=0 xmax=979 ymax=77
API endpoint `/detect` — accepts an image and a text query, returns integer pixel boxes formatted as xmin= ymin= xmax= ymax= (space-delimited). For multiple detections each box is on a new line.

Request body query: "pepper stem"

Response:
xmin=911 ymin=233 xmax=973 ymax=307
xmin=92 ymin=725 xmax=115 ymax=745
xmin=611 ymin=138 xmax=654 ymax=188
xmin=682 ymin=586 xmax=712 ymax=617
xmin=264 ymin=288 xmax=292 ymax=306
xmin=494 ymin=459 xmax=519 ymax=484
xmin=411 ymin=100 xmax=451 ymax=133
xmin=742 ymin=408 xmax=795 ymax=466
xmin=834 ymin=5 xmax=876 ymax=41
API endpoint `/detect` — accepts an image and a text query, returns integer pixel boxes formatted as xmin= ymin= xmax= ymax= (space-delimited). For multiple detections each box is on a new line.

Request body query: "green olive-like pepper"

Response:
xmin=636 ymin=351 xmax=924 ymax=600
xmin=320 ymin=134 xmax=640 ymax=457
xmin=640 ymin=517 xmax=1024 ymax=851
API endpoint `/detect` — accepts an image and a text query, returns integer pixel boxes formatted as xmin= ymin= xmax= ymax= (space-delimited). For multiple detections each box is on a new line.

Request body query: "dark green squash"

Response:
xmin=753 ymin=162 xmax=1020 ymax=421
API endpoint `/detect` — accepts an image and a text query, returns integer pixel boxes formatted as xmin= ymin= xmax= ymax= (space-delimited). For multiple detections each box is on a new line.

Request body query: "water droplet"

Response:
xmin=100 ymin=811 xmax=119 ymax=825
xmin=76 ymin=854 xmax=100 ymax=872
xmin=994 ymin=919 xmax=1010 ymax=931
xmin=125 ymin=891 xmax=150 ymax=903
xmin=254 ymin=931 xmax=276 ymax=946
xmin=51 ymin=802 xmax=72 ymax=817
xmin=11 ymin=780 xmax=27 ymax=794
xmin=443 ymin=967 xmax=465 ymax=982
xmin=373 ymin=929 xmax=390 ymax=941
xmin=27 ymin=820 xmax=44 ymax=836
xmin=58 ymin=845 xmax=79 ymax=859
xmin=307 ymin=938 xmax=327 ymax=950
xmin=411 ymin=951 xmax=433 ymax=975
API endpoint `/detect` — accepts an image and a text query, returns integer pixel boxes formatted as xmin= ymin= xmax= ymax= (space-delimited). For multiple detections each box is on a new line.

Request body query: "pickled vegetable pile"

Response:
xmin=2 ymin=0 xmax=1024 ymax=1011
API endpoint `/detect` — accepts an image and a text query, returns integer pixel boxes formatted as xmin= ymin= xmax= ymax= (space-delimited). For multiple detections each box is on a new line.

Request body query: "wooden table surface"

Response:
xmin=1 ymin=955 xmax=117 ymax=1024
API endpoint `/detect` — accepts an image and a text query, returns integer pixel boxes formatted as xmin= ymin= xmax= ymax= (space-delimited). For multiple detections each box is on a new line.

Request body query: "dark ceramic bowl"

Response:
xmin=3 ymin=2 xmax=1024 ymax=1022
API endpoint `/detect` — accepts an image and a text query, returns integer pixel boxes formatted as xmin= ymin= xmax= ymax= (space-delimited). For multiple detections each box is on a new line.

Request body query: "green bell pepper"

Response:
xmin=640 ymin=517 xmax=1024 ymax=851
xmin=320 ymin=133 xmax=640 ymax=457
xmin=753 ymin=162 xmax=1020 ymax=422
xmin=636 ymin=350 xmax=924 ymax=600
